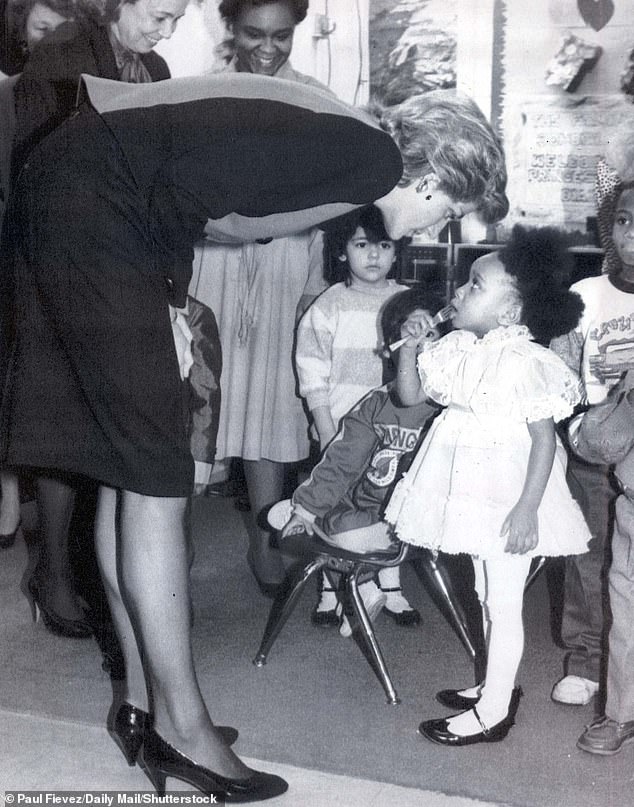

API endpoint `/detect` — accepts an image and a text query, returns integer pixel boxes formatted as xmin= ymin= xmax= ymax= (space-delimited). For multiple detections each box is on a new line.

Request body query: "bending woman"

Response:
xmin=1 ymin=75 xmax=507 ymax=797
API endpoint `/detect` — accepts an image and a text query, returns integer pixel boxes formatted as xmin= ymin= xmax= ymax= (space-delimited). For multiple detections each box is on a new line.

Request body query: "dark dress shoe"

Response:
xmin=311 ymin=607 xmax=340 ymax=627
xmin=27 ymin=578 xmax=93 ymax=639
xmin=436 ymin=684 xmax=521 ymax=711
xmin=141 ymin=727 xmax=288 ymax=800
xmin=216 ymin=725 xmax=239 ymax=746
xmin=436 ymin=688 xmax=480 ymax=710
xmin=383 ymin=605 xmax=421 ymax=626
xmin=419 ymin=687 xmax=523 ymax=747
xmin=111 ymin=703 xmax=150 ymax=766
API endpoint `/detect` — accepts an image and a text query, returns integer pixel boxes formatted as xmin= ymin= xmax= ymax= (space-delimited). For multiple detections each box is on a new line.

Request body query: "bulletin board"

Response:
xmin=491 ymin=0 xmax=634 ymax=236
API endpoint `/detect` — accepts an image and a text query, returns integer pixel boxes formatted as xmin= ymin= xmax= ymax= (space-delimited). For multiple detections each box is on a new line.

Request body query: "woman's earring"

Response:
xmin=415 ymin=178 xmax=432 ymax=200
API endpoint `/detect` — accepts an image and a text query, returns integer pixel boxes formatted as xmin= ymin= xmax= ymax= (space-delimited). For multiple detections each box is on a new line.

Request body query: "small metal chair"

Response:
xmin=253 ymin=524 xmax=476 ymax=705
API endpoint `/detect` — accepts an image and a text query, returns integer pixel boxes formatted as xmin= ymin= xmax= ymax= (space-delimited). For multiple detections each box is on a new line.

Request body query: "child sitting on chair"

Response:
xmin=270 ymin=285 xmax=445 ymax=636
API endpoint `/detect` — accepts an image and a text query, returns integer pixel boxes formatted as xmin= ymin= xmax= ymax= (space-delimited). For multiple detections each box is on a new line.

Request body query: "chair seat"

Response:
xmin=280 ymin=530 xmax=404 ymax=567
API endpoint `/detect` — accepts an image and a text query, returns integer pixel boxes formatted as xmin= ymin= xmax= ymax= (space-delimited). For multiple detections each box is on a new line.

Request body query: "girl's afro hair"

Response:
xmin=498 ymin=225 xmax=584 ymax=344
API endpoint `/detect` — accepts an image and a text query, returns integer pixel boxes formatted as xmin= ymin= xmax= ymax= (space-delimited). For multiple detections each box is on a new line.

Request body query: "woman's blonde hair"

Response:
xmin=377 ymin=89 xmax=509 ymax=224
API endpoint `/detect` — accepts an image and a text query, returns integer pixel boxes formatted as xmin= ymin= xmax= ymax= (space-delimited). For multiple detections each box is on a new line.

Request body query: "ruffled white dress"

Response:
xmin=384 ymin=326 xmax=591 ymax=559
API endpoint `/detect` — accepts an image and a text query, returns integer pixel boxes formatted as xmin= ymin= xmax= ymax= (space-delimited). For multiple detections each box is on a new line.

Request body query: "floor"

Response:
xmin=1 ymin=710 xmax=499 ymax=806
xmin=0 ymin=493 xmax=626 ymax=807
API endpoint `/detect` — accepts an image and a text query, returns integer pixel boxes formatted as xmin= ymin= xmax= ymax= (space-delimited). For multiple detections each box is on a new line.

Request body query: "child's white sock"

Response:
xmin=379 ymin=567 xmax=415 ymax=613
xmin=339 ymin=580 xmax=386 ymax=637
xmin=315 ymin=571 xmax=338 ymax=612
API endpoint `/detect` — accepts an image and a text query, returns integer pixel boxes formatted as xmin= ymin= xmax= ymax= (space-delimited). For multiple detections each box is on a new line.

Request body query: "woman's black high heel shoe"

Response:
xmin=110 ymin=703 xmax=150 ymax=766
xmin=110 ymin=703 xmax=240 ymax=767
xmin=140 ymin=728 xmax=288 ymax=801
xmin=0 ymin=519 xmax=21 ymax=549
xmin=26 ymin=577 xmax=93 ymax=639
xmin=419 ymin=686 xmax=523 ymax=746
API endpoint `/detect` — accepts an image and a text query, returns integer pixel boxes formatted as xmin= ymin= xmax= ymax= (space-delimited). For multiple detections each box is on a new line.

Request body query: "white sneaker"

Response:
xmin=267 ymin=499 xmax=293 ymax=531
xmin=340 ymin=583 xmax=387 ymax=638
xmin=551 ymin=674 xmax=599 ymax=705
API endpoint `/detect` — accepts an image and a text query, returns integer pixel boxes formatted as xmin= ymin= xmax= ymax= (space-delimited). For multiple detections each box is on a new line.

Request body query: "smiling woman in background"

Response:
xmin=12 ymin=0 xmax=185 ymax=171
xmin=191 ymin=0 xmax=330 ymax=595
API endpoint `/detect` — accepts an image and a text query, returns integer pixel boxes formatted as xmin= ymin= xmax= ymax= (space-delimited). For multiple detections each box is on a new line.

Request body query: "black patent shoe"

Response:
xmin=110 ymin=704 xmax=239 ymax=767
xmin=419 ymin=687 xmax=523 ymax=747
xmin=436 ymin=684 xmax=521 ymax=711
xmin=436 ymin=688 xmax=481 ymax=711
xmin=140 ymin=728 xmax=289 ymax=801
xmin=311 ymin=607 xmax=340 ymax=627
xmin=110 ymin=703 xmax=150 ymax=766
xmin=382 ymin=605 xmax=421 ymax=626
xmin=27 ymin=578 xmax=93 ymax=639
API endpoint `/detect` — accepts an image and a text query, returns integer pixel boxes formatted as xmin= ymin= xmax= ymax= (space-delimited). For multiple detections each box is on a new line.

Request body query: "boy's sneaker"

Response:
xmin=340 ymin=583 xmax=387 ymax=638
xmin=577 ymin=716 xmax=634 ymax=755
xmin=381 ymin=587 xmax=421 ymax=626
xmin=267 ymin=499 xmax=293 ymax=531
xmin=551 ymin=674 xmax=599 ymax=705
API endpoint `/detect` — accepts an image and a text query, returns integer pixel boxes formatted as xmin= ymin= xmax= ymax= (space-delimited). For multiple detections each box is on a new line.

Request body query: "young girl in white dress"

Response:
xmin=384 ymin=225 xmax=592 ymax=745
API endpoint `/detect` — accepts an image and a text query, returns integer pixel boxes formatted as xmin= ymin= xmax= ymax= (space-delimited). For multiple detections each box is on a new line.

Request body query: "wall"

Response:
xmin=494 ymin=0 xmax=634 ymax=236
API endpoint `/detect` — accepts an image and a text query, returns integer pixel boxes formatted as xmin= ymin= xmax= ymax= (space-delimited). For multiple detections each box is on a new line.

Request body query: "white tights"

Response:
xmin=448 ymin=554 xmax=531 ymax=735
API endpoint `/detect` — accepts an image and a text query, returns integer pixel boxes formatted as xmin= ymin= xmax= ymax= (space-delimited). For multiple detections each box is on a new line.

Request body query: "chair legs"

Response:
xmin=253 ymin=556 xmax=326 ymax=667
xmin=524 ymin=556 xmax=547 ymax=592
xmin=422 ymin=555 xmax=477 ymax=661
xmin=347 ymin=571 xmax=400 ymax=705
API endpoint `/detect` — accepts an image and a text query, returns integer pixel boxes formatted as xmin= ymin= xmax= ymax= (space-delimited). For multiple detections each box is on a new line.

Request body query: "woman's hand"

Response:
xmin=281 ymin=512 xmax=315 ymax=538
xmin=500 ymin=502 xmax=539 ymax=554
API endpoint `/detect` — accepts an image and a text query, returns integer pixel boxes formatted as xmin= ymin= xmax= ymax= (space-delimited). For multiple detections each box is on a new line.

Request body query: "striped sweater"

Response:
xmin=295 ymin=280 xmax=403 ymax=424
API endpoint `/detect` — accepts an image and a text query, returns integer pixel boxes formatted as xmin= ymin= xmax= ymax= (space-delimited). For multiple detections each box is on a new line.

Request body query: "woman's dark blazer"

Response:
xmin=12 ymin=17 xmax=170 ymax=171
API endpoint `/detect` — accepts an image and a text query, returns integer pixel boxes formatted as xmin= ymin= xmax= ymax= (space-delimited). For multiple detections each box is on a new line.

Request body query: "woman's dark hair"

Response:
xmin=498 ymin=225 xmax=584 ymax=344
xmin=7 ymin=0 xmax=86 ymax=48
xmin=323 ymin=205 xmax=402 ymax=286
xmin=218 ymin=0 xmax=309 ymax=25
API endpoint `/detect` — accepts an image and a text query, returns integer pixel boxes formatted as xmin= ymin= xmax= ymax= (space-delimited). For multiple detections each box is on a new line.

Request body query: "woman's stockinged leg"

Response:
xmin=94 ymin=486 xmax=147 ymax=711
xmin=34 ymin=475 xmax=85 ymax=620
xmin=243 ymin=458 xmax=285 ymax=586
xmin=0 ymin=470 xmax=21 ymax=535
xmin=447 ymin=554 xmax=531 ymax=735
xmin=117 ymin=489 xmax=251 ymax=778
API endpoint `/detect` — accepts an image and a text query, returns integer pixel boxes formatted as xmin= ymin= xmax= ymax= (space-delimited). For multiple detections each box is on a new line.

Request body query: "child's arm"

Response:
xmin=310 ymin=405 xmax=338 ymax=449
xmin=501 ymin=417 xmax=556 ymax=555
xmin=282 ymin=392 xmax=385 ymax=536
xmin=295 ymin=296 xmax=336 ymax=447
xmin=395 ymin=310 xmax=433 ymax=405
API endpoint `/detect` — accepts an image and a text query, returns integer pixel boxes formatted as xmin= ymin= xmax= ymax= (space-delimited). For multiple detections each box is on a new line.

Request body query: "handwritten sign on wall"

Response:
xmin=504 ymin=94 xmax=633 ymax=233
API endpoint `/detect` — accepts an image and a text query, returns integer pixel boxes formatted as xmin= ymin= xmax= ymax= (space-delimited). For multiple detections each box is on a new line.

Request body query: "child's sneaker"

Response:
xmin=340 ymin=581 xmax=387 ymax=637
xmin=381 ymin=587 xmax=421 ymax=626
xmin=267 ymin=499 xmax=294 ymax=531
xmin=551 ymin=674 xmax=599 ymax=705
